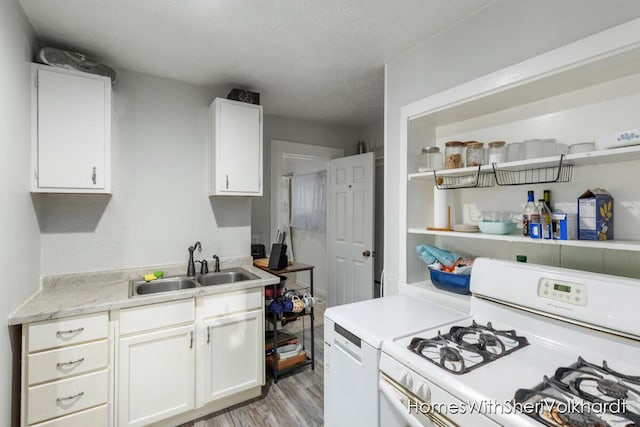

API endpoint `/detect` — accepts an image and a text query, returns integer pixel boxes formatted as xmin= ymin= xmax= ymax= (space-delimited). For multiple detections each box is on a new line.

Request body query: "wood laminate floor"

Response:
xmin=181 ymin=324 xmax=325 ymax=427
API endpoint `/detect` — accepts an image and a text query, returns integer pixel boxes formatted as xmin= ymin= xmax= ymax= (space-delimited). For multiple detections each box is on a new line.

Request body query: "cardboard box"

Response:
xmin=578 ymin=189 xmax=613 ymax=240
xmin=552 ymin=213 xmax=577 ymax=240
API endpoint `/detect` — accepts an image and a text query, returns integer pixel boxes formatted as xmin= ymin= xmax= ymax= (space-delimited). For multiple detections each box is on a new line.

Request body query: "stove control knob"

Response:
xmin=399 ymin=371 xmax=413 ymax=388
xmin=416 ymin=383 xmax=431 ymax=401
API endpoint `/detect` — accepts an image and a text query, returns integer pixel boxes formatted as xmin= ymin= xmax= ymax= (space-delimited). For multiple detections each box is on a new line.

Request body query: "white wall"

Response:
xmin=0 ymin=0 xmax=40 ymax=423
xmin=37 ymin=69 xmax=250 ymax=275
xmin=384 ymin=0 xmax=640 ymax=295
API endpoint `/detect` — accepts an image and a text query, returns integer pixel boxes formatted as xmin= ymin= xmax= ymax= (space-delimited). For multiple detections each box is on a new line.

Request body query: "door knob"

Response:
xmin=362 ymin=250 xmax=371 ymax=258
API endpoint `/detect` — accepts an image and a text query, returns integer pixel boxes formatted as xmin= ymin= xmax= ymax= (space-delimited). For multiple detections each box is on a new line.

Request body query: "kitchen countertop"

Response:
xmin=9 ymin=258 xmax=279 ymax=325
xmin=325 ymin=294 xmax=470 ymax=349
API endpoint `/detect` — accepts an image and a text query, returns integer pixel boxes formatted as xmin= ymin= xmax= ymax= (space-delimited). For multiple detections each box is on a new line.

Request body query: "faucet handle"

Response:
xmin=196 ymin=260 xmax=209 ymax=274
xmin=212 ymin=254 xmax=220 ymax=272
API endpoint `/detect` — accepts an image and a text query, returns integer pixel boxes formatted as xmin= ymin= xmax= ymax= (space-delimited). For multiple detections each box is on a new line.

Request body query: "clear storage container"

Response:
xmin=420 ymin=146 xmax=443 ymax=171
xmin=487 ymin=141 xmax=506 ymax=164
xmin=465 ymin=141 xmax=485 ymax=167
xmin=444 ymin=141 xmax=464 ymax=169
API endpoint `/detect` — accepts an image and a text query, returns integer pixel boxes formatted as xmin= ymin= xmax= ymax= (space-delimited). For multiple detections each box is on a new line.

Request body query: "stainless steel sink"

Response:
xmin=129 ymin=277 xmax=197 ymax=297
xmin=128 ymin=267 xmax=260 ymax=297
xmin=196 ymin=268 xmax=260 ymax=287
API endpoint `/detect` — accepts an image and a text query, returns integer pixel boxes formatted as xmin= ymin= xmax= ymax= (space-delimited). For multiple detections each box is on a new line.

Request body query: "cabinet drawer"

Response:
xmin=202 ymin=288 xmax=262 ymax=318
xmin=28 ymin=339 xmax=109 ymax=385
xmin=120 ymin=299 xmax=195 ymax=335
xmin=27 ymin=369 xmax=109 ymax=425
xmin=28 ymin=313 xmax=108 ymax=352
xmin=31 ymin=403 xmax=108 ymax=427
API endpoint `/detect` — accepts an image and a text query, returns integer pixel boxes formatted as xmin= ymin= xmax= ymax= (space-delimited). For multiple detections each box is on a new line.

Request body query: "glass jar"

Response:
xmin=420 ymin=146 xmax=443 ymax=171
xmin=487 ymin=141 xmax=506 ymax=164
xmin=465 ymin=141 xmax=484 ymax=167
xmin=444 ymin=141 xmax=463 ymax=169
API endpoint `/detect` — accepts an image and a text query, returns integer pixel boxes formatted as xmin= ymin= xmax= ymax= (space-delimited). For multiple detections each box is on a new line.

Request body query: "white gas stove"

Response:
xmin=380 ymin=258 xmax=640 ymax=427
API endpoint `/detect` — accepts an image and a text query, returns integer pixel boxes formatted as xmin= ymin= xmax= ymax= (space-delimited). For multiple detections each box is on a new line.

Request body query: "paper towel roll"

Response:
xmin=433 ymin=186 xmax=450 ymax=229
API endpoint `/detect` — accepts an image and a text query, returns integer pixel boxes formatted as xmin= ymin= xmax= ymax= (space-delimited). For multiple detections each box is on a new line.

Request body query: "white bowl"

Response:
xmin=478 ymin=221 xmax=517 ymax=235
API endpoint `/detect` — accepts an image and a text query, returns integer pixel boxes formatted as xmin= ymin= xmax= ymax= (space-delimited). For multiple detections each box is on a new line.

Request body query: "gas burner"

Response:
xmin=407 ymin=334 xmax=492 ymax=374
xmin=407 ymin=321 xmax=529 ymax=375
xmin=514 ymin=388 xmax=611 ymax=427
xmin=595 ymin=380 xmax=630 ymax=400
xmin=515 ymin=388 xmax=600 ymax=427
xmin=449 ymin=320 xmax=529 ymax=356
xmin=516 ymin=357 xmax=640 ymax=426
xmin=551 ymin=407 xmax=609 ymax=427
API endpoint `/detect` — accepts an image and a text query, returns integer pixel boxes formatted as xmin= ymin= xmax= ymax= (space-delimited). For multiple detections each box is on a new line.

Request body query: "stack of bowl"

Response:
xmin=479 ymin=211 xmax=517 ymax=235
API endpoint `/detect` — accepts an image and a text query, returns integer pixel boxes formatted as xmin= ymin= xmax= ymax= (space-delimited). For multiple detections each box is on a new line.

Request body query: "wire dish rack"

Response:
xmin=433 ymin=166 xmax=495 ymax=190
xmin=492 ymin=155 xmax=574 ymax=186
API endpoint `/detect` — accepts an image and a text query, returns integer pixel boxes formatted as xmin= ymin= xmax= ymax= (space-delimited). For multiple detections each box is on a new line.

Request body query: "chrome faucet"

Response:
xmin=187 ymin=241 xmax=201 ymax=276
xmin=212 ymin=254 xmax=220 ymax=272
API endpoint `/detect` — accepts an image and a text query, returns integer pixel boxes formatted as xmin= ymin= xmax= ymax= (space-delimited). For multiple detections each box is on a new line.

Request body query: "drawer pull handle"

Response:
xmin=56 ymin=391 xmax=84 ymax=403
xmin=56 ymin=327 xmax=84 ymax=337
xmin=190 ymin=331 xmax=194 ymax=349
xmin=56 ymin=358 xmax=85 ymax=368
xmin=207 ymin=326 xmax=210 ymax=344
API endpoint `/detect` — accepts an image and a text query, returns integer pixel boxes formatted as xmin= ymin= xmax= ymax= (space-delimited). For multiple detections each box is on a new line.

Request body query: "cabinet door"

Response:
xmin=202 ymin=309 xmax=263 ymax=403
xmin=118 ymin=324 xmax=195 ymax=427
xmin=35 ymin=66 xmax=109 ymax=191
xmin=214 ymin=100 xmax=262 ymax=195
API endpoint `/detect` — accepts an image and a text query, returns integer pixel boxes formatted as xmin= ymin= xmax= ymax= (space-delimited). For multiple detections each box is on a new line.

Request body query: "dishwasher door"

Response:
xmin=324 ymin=319 xmax=380 ymax=427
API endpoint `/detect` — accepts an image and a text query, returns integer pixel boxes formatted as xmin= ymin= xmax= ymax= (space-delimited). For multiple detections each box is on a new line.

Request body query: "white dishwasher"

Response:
xmin=324 ymin=295 xmax=469 ymax=427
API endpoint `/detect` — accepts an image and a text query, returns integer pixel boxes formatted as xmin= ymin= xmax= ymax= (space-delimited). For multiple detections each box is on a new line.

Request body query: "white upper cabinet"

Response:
xmin=31 ymin=64 xmax=111 ymax=193
xmin=208 ymin=98 xmax=263 ymax=196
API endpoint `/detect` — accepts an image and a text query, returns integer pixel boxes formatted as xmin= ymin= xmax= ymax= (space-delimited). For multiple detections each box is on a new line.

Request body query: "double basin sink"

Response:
xmin=129 ymin=267 xmax=260 ymax=297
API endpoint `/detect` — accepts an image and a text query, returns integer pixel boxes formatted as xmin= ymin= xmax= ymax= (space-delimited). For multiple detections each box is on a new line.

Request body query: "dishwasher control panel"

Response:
xmin=538 ymin=278 xmax=587 ymax=306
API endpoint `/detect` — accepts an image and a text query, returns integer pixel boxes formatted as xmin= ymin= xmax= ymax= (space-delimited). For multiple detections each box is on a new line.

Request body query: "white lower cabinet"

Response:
xmin=116 ymin=289 xmax=264 ymax=426
xmin=118 ymin=324 xmax=195 ymax=426
xmin=117 ymin=300 xmax=196 ymax=427
xmin=28 ymin=369 xmax=109 ymax=424
xmin=22 ymin=312 xmax=110 ymax=427
xmin=31 ymin=404 xmax=109 ymax=427
xmin=202 ymin=309 xmax=263 ymax=403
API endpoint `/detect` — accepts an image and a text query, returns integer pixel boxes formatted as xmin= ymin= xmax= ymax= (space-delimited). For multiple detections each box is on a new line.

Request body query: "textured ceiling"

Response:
xmin=19 ymin=0 xmax=491 ymax=127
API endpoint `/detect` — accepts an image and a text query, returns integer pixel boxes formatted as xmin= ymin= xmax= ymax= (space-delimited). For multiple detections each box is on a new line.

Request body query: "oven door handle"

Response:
xmin=379 ymin=379 xmax=425 ymax=427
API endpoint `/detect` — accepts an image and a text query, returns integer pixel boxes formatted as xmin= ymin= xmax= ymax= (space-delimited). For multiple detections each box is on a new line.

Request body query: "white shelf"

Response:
xmin=399 ymin=20 xmax=640 ymax=287
xmin=408 ymin=228 xmax=640 ymax=252
xmin=408 ymin=145 xmax=640 ymax=182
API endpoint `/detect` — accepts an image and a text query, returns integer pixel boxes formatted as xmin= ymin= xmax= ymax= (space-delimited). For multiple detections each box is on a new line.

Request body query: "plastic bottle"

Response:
xmin=522 ymin=191 xmax=536 ymax=237
xmin=539 ymin=198 xmax=552 ymax=239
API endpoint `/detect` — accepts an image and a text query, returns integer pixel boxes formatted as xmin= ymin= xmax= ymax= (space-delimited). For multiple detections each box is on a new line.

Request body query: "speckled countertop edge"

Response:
xmin=9 ymin=257 xmax=280 ymax=325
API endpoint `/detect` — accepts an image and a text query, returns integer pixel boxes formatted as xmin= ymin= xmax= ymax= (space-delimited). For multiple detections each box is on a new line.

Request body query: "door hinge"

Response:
xmin=34 ymin=75 xmax=38 ymax=88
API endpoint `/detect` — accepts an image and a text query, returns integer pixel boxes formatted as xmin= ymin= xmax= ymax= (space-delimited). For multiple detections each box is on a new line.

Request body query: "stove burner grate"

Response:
xmin=407 ymin=321 xmax=529 ymax=375
xmin=515 ymin=357 xmax=640 ymax=427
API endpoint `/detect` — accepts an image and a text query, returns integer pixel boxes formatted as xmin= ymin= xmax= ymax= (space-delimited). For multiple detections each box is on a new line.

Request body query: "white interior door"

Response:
xmin=328 ymin=152 xmax=375 ymax=307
